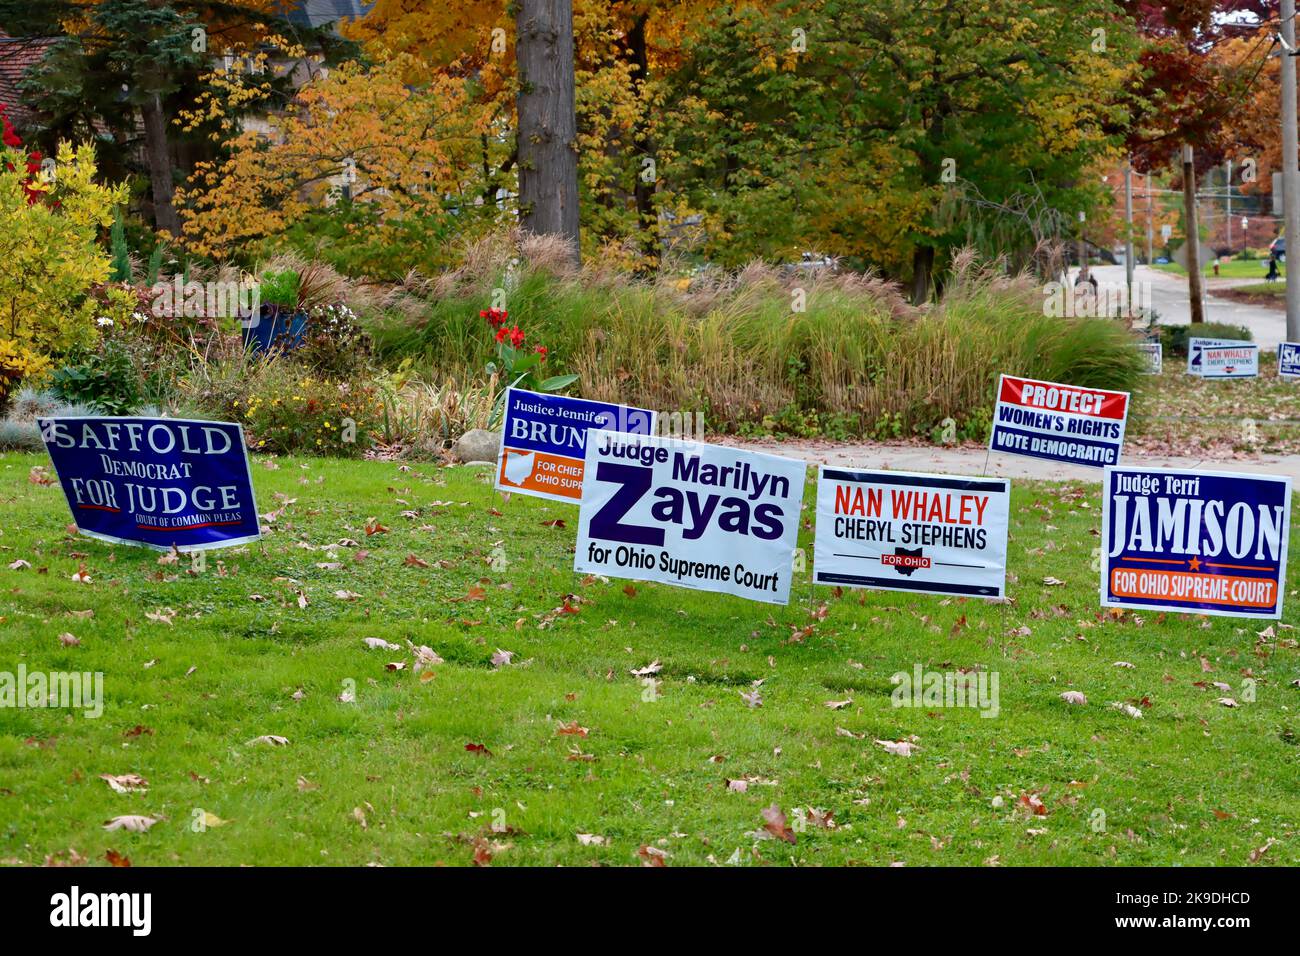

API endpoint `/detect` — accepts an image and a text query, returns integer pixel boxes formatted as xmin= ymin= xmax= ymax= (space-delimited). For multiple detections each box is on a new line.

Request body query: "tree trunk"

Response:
xmin=627 ymin=14 xmax=657 ymax=266
xmin=911 ymin=245 xmax=935 ymax=305
xmin=140 ymin=89 xmax=180 ymax=237
xmin=1181 ymin=145 xmax=1205 ymax=324
xmin=515 ymin=0 xmax=580 ymax=264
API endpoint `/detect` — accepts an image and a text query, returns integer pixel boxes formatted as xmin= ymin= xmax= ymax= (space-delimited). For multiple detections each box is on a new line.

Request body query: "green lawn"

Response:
xmin=1227 ymin=282 xmax=1286 ymax=297
xmin=1153 ymin=259 xmax=1284 ymax=279
xmin=1 ymin=452 xmax=1298 ymax=867
xmin=1128 ymin=356 xmax=1300 ymax=455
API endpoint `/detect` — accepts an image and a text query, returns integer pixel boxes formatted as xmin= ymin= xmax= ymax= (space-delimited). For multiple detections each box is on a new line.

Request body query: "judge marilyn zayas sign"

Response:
xmin=574 ymin=431 xmax=805 ymax=604
xmin=38 ymin=416 xmax=261 ymax=551
xmin=1101 ymin=466 xmax=1290 ymax=619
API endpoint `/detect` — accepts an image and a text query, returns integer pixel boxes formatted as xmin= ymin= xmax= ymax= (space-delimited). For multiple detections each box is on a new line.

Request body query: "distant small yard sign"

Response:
xmin=1189 ymin=340 xmax=1258 ymax=379
xmin=1278 ymin=342 xmax=1300 ymax=378
xmin=1137 ymin=341 xmax=1162 ymax=375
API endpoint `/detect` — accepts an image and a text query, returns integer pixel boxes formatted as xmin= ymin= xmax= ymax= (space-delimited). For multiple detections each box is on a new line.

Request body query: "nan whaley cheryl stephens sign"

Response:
xmin=574 ymin=431 xmax=805 ymax=604
xmin=1101 ymin=466 xmax=1291 ymax=619
xmin=989 ymin=374 xmax=1129 ymax=468
xmin=495 ymin=387 xmax=656 ymax=503
xmin=813 ymin=468 xmax=1010 ymax=598
xmin=38 ymin=416 xmax=261 ymax=551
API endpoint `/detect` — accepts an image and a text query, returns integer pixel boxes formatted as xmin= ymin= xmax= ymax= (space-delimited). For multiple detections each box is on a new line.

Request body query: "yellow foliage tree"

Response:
xmin=176 ymin=52 xmax=489 ymax=261
xmin=0 ymin=141 xmax=126 ymax=365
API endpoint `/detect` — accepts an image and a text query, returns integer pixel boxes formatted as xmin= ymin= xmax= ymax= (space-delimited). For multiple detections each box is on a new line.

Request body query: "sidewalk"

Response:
xmin=716 ymin=436 xmax=1300 ymax=482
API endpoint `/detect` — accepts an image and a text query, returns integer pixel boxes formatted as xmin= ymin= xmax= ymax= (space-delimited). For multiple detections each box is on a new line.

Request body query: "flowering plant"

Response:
xmin=479 ymin=307 xmax=577 ymax=425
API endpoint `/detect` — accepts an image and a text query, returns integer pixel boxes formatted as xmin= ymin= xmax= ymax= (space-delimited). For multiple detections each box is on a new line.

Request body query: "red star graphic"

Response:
xmin=1188 ymin=557 xmax=1202 ymax=572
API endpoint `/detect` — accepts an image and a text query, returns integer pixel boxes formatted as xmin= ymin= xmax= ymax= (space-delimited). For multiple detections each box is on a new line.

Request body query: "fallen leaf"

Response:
xmin=761 ymin=805 xmax=797 ymax=844
xmin=103 ymin=815 xmax=159 ymax=833
xmin=99 ymin=773 xmax=148 ymax=794
xmin=875 ymin=739 xmax=916 ymax=756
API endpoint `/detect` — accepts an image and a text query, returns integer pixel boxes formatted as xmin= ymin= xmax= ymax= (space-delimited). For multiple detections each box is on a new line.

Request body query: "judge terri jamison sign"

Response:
xmin=38 ymin=416 xmax=261 ymax=551
xmin=1101 ymin=466 xmax=1290 ymax=619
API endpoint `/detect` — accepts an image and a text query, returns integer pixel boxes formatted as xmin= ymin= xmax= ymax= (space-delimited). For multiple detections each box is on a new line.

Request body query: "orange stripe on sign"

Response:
xmin=497 ymin=448 xmax=586 ymax=500
xmin=1205 ymin=561 xmax=1276 ymax=572
xmin=1109 ymin=568 xmax=1276 ymax=609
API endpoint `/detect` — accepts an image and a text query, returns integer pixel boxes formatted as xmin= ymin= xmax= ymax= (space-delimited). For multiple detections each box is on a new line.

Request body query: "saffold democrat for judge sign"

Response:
xmin=1101 ymin=466 xmax=1290 ymax=619
xmin=38 ymin=416 xmax=261 ymax=551
xmin=495 ymin=387 xmax=656 ymax=503
xmin=989 ymin=374 xmax=1129 ymax=468
xmin=813 ymin=468 xmax=1010 ymax=598
xmin=574 ymin=431 xmax=805 ymax=604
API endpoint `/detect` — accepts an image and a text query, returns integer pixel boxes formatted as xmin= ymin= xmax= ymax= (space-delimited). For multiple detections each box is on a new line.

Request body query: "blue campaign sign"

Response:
xmin=1279 ymin=342 xmax=1300 ymax=378
xmin=38 ymin=417 xmax=262 ymax=552
xmin=495 ymin=387 xmax=657 ymax=503
xmin=1101 ymin=467 xmax=1291 ymax=619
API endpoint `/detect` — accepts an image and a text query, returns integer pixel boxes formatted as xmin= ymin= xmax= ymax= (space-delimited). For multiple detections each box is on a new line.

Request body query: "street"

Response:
xmin=1091 ymin=263 xmax=1288 ymax=349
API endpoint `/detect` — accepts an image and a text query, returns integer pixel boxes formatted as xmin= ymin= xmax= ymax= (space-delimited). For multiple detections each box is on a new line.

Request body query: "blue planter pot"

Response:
xmin=243 ymin=304 xmax=309 ymax=354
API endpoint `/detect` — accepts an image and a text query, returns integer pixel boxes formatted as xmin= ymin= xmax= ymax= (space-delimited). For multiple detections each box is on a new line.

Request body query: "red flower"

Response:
xmin=508 ymin=326 xmax=525 ymax=348
xmin=533 ymin=345 xmax=548 ymax=361
xmin=494 ymin=327 xmax=508 ymax=343
xmin=482 ymin=307 xmax=508 ymax=328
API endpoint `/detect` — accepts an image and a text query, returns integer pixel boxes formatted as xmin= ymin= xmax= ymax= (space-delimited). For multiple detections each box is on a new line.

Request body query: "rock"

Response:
xmin=454 ymin=429 xmax=501 ymax=464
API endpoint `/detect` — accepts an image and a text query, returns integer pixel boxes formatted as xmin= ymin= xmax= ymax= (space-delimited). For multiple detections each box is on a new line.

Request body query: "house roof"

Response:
xmin=286 ymin=0 xmax=373 ymax=31
xmin=0 ymin=30 xmax=56 ymax=128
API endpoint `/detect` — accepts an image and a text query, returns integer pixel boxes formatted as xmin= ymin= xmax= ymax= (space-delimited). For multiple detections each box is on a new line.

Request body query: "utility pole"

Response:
xmin=1182 ymin=144 xmax=1205 ymax=324
xmin=1226 ymin=160 xmax=1232 ymax=252
xmin=1124 ymin=158 xmax=1135 ymax=313
xmin=1146 ymin=172 xmax=1154 ymax=265
xmin=1077 ymin=211 xmax=1086 ymax=279
xmin=1282 ymin=0 xmax=1300 ymax=339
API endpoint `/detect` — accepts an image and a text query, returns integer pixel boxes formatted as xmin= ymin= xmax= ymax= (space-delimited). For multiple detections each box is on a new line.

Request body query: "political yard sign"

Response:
xmin=1101 ymin=467 xmax=1291 ymax=619
xmin=496 ymin=387 xmax=656 ymax=503
xmin=989 ymin=374 xmax=1129 ymax=468
xmin=1137 ymin=341 xmax=1162 ymax=375
xmin=38 ymin=417 xmax=261 ymax=552
xmin=813 ymin=469 xmax=1010 ymax=599
xmin=1279 ymin=342 xmax=1300 ymax=378
xmin=575 ymin=431 xmax=805 ymax=605
xmin=1188 ymin=338 xmax=1257 ymax=378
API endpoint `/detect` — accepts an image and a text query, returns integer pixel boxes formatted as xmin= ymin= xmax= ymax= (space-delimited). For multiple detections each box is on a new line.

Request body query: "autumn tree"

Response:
xmin=0 ymin=0 xmax=346 ymax=235
xmin=658 ymin=0 xmax=1136 ymax=298
xmin=175 ymin=53 xmax=489 ymax=269
xmin=1120 ymin=0 xmax=1273 ymax=321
